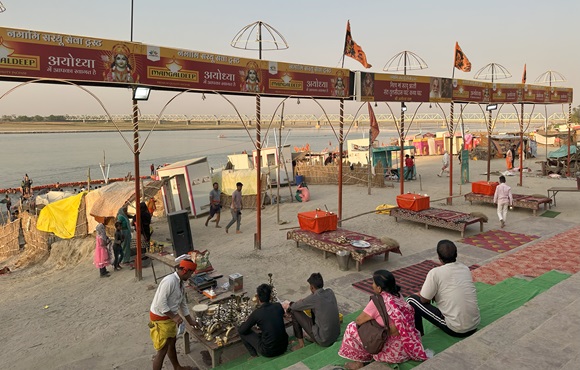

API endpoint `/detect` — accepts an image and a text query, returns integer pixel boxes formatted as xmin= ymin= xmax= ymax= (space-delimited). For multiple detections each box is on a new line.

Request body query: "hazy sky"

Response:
xmin=1 ymin=0 xmax=578 ymax=117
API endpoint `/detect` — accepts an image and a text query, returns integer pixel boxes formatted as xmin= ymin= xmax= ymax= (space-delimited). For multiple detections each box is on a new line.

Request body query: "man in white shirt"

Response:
xmin=149 ymin=259 xmax=197 ymax=370
xmin=407 ymin=240 xmax=480 ymax=337
xmin=438 ymin=150 xmax=450 ymax=177
xmin=493 ymin=175 xmax=513 ymax=228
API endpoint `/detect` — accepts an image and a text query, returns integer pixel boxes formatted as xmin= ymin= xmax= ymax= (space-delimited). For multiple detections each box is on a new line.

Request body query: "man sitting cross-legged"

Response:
xmin=406 ymin=240 xmax=480 ymax=338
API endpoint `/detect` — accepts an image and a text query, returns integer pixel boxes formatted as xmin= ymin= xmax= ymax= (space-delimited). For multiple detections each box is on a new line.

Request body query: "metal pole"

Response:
xmin=277 ymin=104 xmax=283 ymax=224
xmin=255 ymin=95 xmax=261 ymax=250
xmin=130 ymin=0 xmax=134 ymax=42
xmin=368 ymin=118 xmax=372 ymax=195
xmin=519 ymin=103 xmax=524 ymax=186
xmin=487 ymin=109 xmax=492 ymax=182
xmin=132 ymin=98 xmax=142 ymax=280
xmin=338 ymin=99 xmax=344 ymax=226
xmin=567 ymin=103 xmax=572 ymax=177
xmin=448 ymin=102 xmax=454 ymax=205
xmin=400 ymin=103 xmax=405 ymax=194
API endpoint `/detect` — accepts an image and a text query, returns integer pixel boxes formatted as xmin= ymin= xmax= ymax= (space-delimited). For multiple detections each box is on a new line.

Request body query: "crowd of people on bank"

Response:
xmin=141 ymin=239 xmax=480 ymax=370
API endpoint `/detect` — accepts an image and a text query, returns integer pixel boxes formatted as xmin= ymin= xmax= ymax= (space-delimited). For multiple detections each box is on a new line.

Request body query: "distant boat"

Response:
xmin=217 ymin=134 xmax=226 ymax=139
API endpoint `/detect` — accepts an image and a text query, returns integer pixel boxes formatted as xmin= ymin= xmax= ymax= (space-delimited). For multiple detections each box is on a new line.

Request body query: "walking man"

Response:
xmin=225 ymin=182 xmax=243 ymax=234
xmin=205 ymin=182 xmax=222 ymax=228
xmin=407 ymin=240 xmax=480 ymax=338
xmin=149 ymin=259 xmax=197 ymax=370
xmin=493 ymin=175 xmax=513 ymax=228
xmin=438 ymin=150 xmax=449 ymax=177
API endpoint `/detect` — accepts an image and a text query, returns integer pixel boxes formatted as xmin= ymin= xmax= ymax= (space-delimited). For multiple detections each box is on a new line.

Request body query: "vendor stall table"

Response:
xmin=182 ymin=300 xmax=291 ymax=368
xmin=287 ymin=228 xmax=402 ymax=271
xmin=297 ymin=210 xmax=338 ymax=233
xmin=547 ymin=187 xmax=580 ymax=207
xmin=396 ymin=193 xmax=430 ymax=211
xmin=144 ymin=251 xmax=179 ymax=284
xmin=464 ymin=193 xmax=552 ymax=216
xmin=389 ymin=207 xmax=484 ymax=237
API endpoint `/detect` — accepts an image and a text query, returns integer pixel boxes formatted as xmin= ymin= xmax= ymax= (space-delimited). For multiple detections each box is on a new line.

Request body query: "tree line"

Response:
xmin=1 ymin=115 xmax=68 ymax=122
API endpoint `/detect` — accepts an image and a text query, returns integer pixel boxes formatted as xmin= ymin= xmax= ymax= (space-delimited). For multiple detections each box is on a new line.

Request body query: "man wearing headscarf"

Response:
xmin=149 ymin=259 xmax=197 ymax=370
xmin=116 ymin=205 xmax=132 ymax=265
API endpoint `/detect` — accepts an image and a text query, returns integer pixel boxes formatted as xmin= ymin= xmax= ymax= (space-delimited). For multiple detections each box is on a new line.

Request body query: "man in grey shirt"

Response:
xmin=205 ymin=182 xmax=222 ymax=228
xmin=286 ymin=273 xmax=340 ymax=351
xmin=225 ymin=182 xmax=243 ymax=234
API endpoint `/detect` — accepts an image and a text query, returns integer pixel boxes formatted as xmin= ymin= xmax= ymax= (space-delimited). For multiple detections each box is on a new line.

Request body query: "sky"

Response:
xmin=1 ymin=0 xmax=578 ymax=118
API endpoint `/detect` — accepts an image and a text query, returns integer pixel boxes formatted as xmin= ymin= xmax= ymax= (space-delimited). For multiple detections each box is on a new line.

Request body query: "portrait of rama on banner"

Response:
xmin=344 ymin=21 xmax=372 ymax=69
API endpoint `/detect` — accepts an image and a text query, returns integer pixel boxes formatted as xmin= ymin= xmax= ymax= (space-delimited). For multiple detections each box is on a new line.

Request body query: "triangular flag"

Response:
xmin=522 ymin=64 xmax=527 ymax=84
xmin=368 ymin=102 xmax=380 ymax=143
xmin=344 ymin=21 xmax=372 ymax=68
xmin=454 ymin=42 xmax=471 ymax=72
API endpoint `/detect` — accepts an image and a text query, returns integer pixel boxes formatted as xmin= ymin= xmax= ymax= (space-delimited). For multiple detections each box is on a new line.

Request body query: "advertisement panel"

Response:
xmin=490 ymin=83 xmax=521 ymax=103
xmin=452 ymin=79 xmax=491 ymax=103
xmin=0 ymin=27 xmax=351 ymax=99
xmin=521 ymin=85 xmax=550 ymax=103
xmin=372 ymin=73 xmax=433 ymax=103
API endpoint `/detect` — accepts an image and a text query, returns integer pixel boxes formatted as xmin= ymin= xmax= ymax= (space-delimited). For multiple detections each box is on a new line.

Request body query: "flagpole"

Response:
xmin=368 ymin=112 xmax=372 ymax=195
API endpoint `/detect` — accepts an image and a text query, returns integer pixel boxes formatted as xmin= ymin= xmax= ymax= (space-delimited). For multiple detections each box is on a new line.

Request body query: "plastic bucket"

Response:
xmin=295 ymin=175 xmax=304 ymax=186
xmin=336 ymin=250 xmax=350 ymax=271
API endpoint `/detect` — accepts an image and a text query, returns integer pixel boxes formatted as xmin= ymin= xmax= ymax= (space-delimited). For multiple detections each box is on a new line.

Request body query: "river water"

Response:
xmin=2 ymin=121 xmax=509 ymax=190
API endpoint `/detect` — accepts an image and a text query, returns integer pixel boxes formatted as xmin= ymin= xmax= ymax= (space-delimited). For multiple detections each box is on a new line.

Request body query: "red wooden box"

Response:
xmin=396 ymin=193 xmax=430 ymax=212
xmin=472 ymin=181 xmax=499 ymax=196
xmin=297 ymin=210 xmax=338 ymax=234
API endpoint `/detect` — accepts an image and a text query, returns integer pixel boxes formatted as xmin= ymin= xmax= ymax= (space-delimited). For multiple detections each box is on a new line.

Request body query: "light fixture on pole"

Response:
xmin=401 ymin=102 xmax=407 ymax=112
xmin=231 ymin=21 xmax=288 ymax=251
xmin=0 ymin=2 xmax=6 ymax=12
xmin=486 ymin=104 xmax=498 ymax=111
xmin=132 ymin=86 xmax=151 ymax=101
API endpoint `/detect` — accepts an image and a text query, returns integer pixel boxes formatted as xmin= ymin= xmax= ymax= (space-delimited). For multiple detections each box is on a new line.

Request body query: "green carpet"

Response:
xmin=540 ymin=210 xmax=560 ymax=218
xmin=216 ymin=271 xmax=570 ymax=370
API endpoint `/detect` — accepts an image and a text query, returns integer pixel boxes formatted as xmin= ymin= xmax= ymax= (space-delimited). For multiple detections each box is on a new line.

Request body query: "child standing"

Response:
xmin=113 ymin=221 xmax=124 ymax=271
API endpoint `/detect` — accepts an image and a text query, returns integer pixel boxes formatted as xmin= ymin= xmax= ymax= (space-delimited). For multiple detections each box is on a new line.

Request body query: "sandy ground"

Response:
xmin=0 ymin=152 xmax=578 ymax=370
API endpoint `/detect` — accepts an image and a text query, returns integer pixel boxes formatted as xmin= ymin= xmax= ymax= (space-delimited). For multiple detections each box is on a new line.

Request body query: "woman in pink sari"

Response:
xmin=338 ymin=270 xmax=428 ymax=369
xmin=94 ymin=223 xmax=111 ymax=278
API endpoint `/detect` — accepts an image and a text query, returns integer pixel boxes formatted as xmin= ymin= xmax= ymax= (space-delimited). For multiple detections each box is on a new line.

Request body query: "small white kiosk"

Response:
xmin=157 ymin=157 xmax=212 ymax=217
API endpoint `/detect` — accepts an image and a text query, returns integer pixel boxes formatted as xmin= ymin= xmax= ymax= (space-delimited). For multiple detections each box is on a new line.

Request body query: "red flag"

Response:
xmin=368 ymin=102 xmax=379 ymax=143
xmin=344 ymin=21 xmax=372 ymax=68
xmin=454 ymin=42 xmax=471 ymax=72
xmin=522 ymin=64 xmax=527 ymax=84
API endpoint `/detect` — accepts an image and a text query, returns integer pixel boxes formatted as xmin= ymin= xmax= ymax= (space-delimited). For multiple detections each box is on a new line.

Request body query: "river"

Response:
xmin=2 ymin=121 xmax=515 ymax=190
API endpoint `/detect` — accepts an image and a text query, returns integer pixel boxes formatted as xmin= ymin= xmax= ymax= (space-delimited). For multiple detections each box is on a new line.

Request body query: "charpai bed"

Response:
xmin=389 ymin=207 xmax=484 ymax=237
xmin=286 ymin=228 xmax=402 ymax=271
xmin=464 ymin=192 xmax=552 ymax=216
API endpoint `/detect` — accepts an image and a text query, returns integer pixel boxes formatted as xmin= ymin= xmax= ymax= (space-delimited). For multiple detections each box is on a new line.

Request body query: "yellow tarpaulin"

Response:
xmin=37 ymin=192 xmax=84 ymax=239
xmin=215 ymin=169 xmax=260 ymax=195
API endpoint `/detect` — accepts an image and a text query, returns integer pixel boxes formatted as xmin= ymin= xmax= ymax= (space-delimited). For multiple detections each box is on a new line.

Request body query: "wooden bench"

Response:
xmin=389 ymin=207 xmax=484 ymax=237
xmin=286 ymin=228 xmax=402 ymax=271
xmin=547 ymin=187 xmax=580 ymax=207
xmin=464 ymin=192 xmax=552 ymax=216
xmin=183 ymin=308 xmax=291 ymax=368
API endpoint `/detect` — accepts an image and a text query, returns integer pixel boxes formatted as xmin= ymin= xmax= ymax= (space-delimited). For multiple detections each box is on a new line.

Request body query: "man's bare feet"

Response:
xmin=291 ymin=343 xmax=304 ymax=351
xmin=236 ymin=230 xmax=242 ymax=234
xmin=216 ymin=225 xmax=222 ymax=228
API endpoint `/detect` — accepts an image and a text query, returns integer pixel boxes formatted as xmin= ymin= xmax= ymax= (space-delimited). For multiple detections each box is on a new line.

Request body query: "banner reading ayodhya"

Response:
xmin=0 ymin=27 xmax=145 ymax=85
xmin=0 ymin=27 xmax=352 ymax=99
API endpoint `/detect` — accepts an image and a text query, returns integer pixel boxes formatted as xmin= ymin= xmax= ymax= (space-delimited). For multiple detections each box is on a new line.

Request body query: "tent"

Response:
xmin=36 ymin=192 xmax=86 ymax=239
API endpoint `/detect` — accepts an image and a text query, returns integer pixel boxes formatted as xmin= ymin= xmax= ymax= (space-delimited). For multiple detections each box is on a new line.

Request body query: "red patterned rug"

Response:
xmin=472 ymin=226 xmax=580 ymax=284
xmin=460 ymin=229 xmax=540 ymax=253
xmin=352 ymin=260 xmax=479 ymax=297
